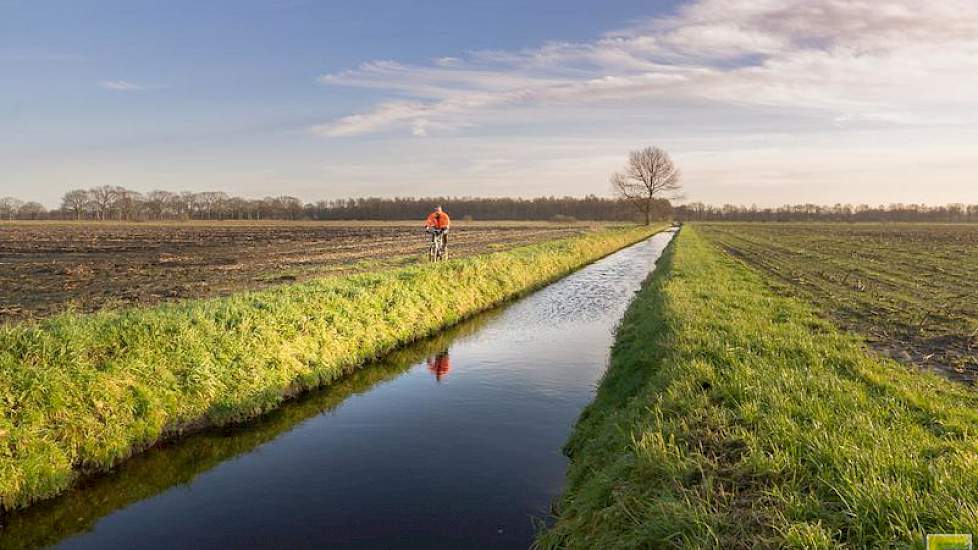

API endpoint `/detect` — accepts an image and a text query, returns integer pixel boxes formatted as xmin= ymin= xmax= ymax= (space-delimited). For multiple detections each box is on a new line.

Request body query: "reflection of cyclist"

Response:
xmin=426 ymin=351 xmax=452 ymax=382
xmin=424 ymin=206 xmax=451 ymax=250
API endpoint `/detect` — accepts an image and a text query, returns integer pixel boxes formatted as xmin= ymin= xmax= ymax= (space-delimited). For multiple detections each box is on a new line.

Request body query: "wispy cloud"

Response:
xmin=312 ymin=0 xmax=978 ymax=137
xmin=100 ymin=80 xmax=145 ymax=91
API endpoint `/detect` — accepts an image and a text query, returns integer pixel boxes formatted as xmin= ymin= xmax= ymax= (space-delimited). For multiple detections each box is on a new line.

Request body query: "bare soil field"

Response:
xmin=698 ymin=223 xmax=978 ymax=382
xmin=0 ymin=220 xmax=601 ymax=323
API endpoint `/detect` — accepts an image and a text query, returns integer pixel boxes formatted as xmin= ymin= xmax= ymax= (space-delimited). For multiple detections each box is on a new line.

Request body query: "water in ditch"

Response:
xmin=0 ymin=230 xmax=676 ymax=550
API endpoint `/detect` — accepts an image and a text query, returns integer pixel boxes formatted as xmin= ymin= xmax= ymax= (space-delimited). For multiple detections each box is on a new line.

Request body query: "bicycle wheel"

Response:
xmin=437 ymin=235 xmax=447 ymax=261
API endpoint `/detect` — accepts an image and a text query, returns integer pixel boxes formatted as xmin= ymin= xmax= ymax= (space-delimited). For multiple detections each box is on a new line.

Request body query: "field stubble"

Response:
xmin=0 ymin=220 xmax=597 ymax=323
xmin=697 ymin=223 xmax=978 ymax=382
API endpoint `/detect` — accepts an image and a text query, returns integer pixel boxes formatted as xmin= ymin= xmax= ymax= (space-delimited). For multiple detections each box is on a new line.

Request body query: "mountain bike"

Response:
xmin=427 ymin=228 xmax=447 ymax=262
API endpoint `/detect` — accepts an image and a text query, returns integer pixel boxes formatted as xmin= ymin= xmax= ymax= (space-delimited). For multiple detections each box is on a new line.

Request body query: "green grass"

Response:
xmin=696 ymin=223 xmax=978 ymax=379
xmin=536 ymin=226 xmax=978 ymax=549
xmin=0 ymin=225 xmax=661 ymax=512
xmin=0 ymin=314 xmax=493 ymax=550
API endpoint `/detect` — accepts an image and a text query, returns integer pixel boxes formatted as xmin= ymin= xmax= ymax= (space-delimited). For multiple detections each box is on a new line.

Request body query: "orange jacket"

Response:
xmin=425 ymin=210 xmax=451 ymax=229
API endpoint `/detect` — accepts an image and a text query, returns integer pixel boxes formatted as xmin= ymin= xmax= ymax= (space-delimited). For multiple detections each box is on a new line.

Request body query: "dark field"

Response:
xmin=0 ymin=220 xmax=597 ymax=323
xmin=698 ymin=223 xmax=978 ymax=382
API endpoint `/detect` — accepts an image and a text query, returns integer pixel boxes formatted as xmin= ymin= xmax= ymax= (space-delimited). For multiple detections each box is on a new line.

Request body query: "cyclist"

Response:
xmin=424 ymin=205 xmax=451 ymax=253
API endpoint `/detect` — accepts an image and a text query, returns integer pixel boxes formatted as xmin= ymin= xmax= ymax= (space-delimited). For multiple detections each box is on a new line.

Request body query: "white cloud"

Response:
xmin=434 ymin=56 xmax=461 ymax=67
xmin=100 ymin=80 xmax=145 ymax=91
xmin=312 ymin=0 xmax=978 ymax=137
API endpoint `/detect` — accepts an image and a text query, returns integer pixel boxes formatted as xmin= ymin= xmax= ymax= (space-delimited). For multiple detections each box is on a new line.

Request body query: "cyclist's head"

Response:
xmin=435 ymin=205 xmax=443 ymax=212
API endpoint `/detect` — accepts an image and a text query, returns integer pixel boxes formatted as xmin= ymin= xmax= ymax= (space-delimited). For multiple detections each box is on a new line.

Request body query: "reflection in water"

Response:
xmin=426 ymin=351 xmax=452 ymax=382
xmin=0 ymin=311 xmax=500 ymax=550
xmin=0 ymin=231 xmax=676 ymax=550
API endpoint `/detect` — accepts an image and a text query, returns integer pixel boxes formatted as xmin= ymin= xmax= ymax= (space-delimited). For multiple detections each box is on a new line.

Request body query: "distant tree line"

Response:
xmin=3 ymin=187 xmax=976 ymax=223
xmin=0 ymin=186 xmax=670 ymax=222
xmin=305 ymin=196 xmax=671 ymax=221
xmin=674 ymin=203 xmax=978 ymax=223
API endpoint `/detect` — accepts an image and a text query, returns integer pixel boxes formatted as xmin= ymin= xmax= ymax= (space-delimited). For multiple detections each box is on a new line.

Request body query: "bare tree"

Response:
xmin=280 ymin=196 xmax=303 ymax=220
xmin=18 ymin=201 xmax=47 ymax=220
xmin=197 ymin=191 xmax=229 ymax=219
xmin=610 ymin=146 xmax=682 ymax=225
xmin=227 ymin=196 xmax=254 ymax=219
xmin=187 ymin=192 xmax=208 ymax=219
xmin=174 ymin=191 xmax=196 ymax=219
xmin=145 ymin=190 xmax=177 ymax=220
xmin=61 ymin=189 xmax=91 ymax=220
xmin=89 ymin=185 xmax=120 ymax=220
xmin=112 ymin=188 xmax=144 ymax=220
xmin=0 ymin=197 xmax=24 ymax=220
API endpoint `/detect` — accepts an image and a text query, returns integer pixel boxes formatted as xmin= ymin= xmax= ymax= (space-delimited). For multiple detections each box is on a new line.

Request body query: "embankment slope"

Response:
xmin=538 ymin=226 xmax=978 ymax=549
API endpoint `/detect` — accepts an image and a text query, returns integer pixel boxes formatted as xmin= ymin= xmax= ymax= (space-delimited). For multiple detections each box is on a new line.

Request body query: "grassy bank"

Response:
xmin=0 ymin=225 xmax=661 ymax=512
xmin=537 ymin=226 xmax=978 ymax=549
xmin=0 ymin=314 xmax=493 ymax=550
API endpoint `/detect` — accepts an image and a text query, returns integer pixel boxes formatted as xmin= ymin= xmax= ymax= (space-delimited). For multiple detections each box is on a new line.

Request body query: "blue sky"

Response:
xmin=4 ymin=0 xmax=978 ymax=207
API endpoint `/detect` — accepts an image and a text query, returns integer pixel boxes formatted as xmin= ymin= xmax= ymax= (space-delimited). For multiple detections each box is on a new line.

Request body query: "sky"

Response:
xmin=3 ymin=0 xmax=977 ymax=208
